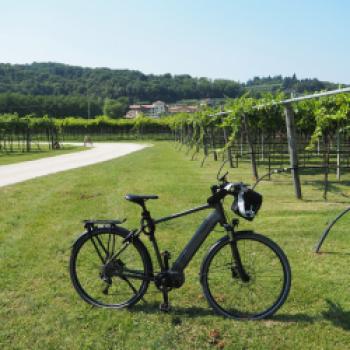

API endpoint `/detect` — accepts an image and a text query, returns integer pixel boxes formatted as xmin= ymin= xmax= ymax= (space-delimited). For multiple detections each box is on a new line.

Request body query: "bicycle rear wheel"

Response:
xmin=70 ymin=227 xmax=152 ymax=308
xmin=200 ymin=232 xmax=291 ymax=320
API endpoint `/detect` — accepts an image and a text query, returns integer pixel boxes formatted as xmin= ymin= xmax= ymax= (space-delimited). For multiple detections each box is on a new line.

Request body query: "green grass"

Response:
xmin=0 ymin=144 xmax=86 ymax=165
xmin=1 ymin=142 xmax=350 ymax=349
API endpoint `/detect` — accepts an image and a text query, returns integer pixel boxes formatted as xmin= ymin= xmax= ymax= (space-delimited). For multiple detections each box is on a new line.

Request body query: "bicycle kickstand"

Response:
xmin=159 ymin=251 xmax=171 ymax=312
xmin=160 ymin=288 xmax=171 ymax=312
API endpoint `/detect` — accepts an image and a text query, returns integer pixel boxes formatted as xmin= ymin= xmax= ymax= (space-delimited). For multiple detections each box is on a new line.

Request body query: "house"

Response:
xmin=152 ymin=101 xmax=167 ymax=115
xmin=167 ymin=105 xmax=199 ymax=114
xmin=125 ymin=100 xmax=200 ymax=118
xmin=125 ymin=109 xmax=140 ymax=119
xmin=200 ymin=98 xmax=225 ymax=107
xmin=125 ymin=101 xmax=168 ymax=118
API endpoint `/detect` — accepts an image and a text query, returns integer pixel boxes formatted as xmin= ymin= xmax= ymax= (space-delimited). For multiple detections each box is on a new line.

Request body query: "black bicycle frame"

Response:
xmin=152 ymin=201 xmax=227 ymax=274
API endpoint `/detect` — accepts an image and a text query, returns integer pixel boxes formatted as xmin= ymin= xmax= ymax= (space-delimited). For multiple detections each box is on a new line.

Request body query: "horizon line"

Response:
xmin=1 ymin=60 xmax=346 ymax=85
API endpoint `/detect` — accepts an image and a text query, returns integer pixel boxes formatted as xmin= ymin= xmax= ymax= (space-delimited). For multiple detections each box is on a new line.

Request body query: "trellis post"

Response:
xmin=336 ymin=129 xmax=341 ymax=181
xmin=209 ymin=126 xmax=218 ymax=161
xmin=203 ymin=127 xmax=208 ymax=156
xmin=223 ymin=127 xmax=233 ymax=168
xmin=284 ymin=104 xmax=302 ymax=199
xmin=243 ymin=114 xmax=258 ymax=181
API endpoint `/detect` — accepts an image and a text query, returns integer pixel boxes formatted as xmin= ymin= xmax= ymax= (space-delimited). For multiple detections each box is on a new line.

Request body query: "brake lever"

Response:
xmin=219 ymin=171 xmax=229 ymax=183
xmin=216 ymin=160 xmax=229 ymax=182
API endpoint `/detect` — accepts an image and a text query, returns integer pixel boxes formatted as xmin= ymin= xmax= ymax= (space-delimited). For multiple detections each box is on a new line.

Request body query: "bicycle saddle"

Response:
xmin=125 ymin=194 xmax=159 ymax=205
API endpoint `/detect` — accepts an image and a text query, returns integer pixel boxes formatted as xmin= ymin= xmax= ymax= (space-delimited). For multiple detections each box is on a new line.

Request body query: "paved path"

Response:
xmin=0 ymin=143 xmax=148 ymax=187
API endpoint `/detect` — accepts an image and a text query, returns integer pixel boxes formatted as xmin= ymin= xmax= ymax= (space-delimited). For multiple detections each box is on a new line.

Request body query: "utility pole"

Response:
xmin=87 ymin=97 xmax=91 ymax=119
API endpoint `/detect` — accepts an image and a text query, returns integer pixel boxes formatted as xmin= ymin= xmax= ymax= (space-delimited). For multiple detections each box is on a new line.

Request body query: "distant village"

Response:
xmin=125 ymin=99 xmax=220 ymax=119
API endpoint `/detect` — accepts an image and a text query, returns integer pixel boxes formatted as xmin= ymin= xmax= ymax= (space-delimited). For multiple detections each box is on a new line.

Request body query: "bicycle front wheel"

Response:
xmin=70 ymin=227 xmax=152 ymax=308
xmin=200 ymin=232 xmax=291 ymax=320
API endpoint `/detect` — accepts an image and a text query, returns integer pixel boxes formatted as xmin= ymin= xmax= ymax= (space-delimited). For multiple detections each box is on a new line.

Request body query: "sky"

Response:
xmin=0 ymin=0 xmax=349 ymax=83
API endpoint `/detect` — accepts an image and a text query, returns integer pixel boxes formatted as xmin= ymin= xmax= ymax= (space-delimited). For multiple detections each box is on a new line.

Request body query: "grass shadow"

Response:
xmin=303 ymin=180 xmax=350 ymax=199
xmin=322 ymin=299 xmax=350 ymax=331
xmin=130 ymin=302 xmax=214 ymax=318
xmin=132 ymin=302 xmax=317 ymax=324
xmin=270 ymin=313 xmax=316 ymax=323
xmin=302 ymin=199 xmax=350 ymax=204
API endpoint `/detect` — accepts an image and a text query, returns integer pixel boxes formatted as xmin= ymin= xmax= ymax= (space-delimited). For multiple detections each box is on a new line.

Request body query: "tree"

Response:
xmin=103 ymin=97 xmax=129 ymax=118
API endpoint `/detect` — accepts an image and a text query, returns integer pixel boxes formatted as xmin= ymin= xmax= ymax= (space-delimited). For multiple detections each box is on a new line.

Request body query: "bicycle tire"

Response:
xmin=200 ymin=232 xmax=291 ymax=320
xmin=70 ymin=227 xmax=153 ymax=308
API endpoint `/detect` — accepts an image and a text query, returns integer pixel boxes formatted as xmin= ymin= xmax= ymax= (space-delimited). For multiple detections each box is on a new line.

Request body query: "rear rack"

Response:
xmin=83 ymin=219 xmax=126 ymax=230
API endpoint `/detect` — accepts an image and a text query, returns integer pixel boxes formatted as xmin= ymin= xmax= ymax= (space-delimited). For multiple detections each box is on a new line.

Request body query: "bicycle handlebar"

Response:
xmin=207 ymin=181 xmax=246 ymax=206
xmin=215 ymin=160 xmax=292 ymax=199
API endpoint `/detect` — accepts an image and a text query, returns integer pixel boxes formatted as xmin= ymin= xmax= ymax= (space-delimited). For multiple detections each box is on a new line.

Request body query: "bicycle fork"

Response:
xmin=225 ymin=222 xmax=250 ymax=282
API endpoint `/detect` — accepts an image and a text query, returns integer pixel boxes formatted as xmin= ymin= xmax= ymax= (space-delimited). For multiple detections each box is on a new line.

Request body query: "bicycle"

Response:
xmin=70 ymin=169 xmax=291 ymax=320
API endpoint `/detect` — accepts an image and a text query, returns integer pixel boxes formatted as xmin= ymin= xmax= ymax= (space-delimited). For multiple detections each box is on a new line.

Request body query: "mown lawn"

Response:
xmin=0 ymin=144 xmax=86 ymax=165
xmin=0 ymin=142 xmax=349 ymax=349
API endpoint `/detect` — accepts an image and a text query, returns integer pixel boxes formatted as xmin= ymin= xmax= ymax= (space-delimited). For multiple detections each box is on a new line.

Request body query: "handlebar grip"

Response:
xmin=207 ymin=189 xmax=227 ymax=206
xmin=223 ymin=182 xmax=246 ymax=194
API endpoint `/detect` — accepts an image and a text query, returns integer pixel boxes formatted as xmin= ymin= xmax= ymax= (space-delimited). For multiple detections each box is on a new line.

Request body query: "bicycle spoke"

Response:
xmin=71 ymin=230 xmax=150 ymax=308
xmin=107 ymin=234 xmax=112 ymax=255
xmin=120 ymin=276 xmax=139 ymax=295
xmin=202 ymin=234 xmax=290 ymax=320
xmin=111 ymin=242 xmax=129 ymax=261
xmin=112 ymin=234 xmax=116 ymax=255
xmin=90 ymin=236 xmax=106 ymax=264
xmin=95 ymin=235 xmax=109 ymax=258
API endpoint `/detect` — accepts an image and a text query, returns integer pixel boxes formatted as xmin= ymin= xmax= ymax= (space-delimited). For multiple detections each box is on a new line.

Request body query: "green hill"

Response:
xmin=0 ymin=62 xmax=340 ymax=117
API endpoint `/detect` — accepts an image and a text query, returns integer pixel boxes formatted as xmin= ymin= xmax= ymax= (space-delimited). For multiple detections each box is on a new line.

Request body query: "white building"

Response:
xmin=125 ymin=101 xmax=168 ymax=118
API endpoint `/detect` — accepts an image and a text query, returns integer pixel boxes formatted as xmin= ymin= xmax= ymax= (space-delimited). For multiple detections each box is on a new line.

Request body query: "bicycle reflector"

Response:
xmin=232 ymin=189 xmax=262 ymax=221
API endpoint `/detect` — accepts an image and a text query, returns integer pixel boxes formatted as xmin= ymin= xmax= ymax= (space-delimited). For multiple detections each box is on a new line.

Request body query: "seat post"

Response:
xmin=140 ymin=201 xmax=150 ymax=219
xmin=139 ymin=200 xmax=154 ymax=231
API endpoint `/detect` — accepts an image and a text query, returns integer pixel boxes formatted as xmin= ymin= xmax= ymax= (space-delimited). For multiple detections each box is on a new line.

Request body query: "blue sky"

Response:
xmin=1 ymin=0 xmax=349 ymax=83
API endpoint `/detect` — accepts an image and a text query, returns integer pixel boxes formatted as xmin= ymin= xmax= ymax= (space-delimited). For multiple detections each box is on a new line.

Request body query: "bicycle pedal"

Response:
xmin=159 ymin=303 xmax=171 ymax=312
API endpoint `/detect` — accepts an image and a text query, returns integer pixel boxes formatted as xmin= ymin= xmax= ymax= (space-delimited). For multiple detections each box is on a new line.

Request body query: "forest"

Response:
xmin=0 ymin=62 xmax=341 ymax=117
